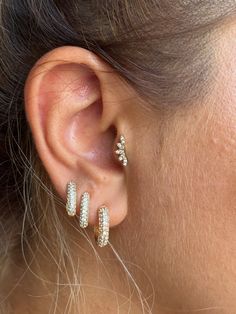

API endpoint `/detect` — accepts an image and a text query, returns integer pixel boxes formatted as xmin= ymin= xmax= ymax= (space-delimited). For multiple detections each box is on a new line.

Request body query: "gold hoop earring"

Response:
xmin=66 ymin=181 xmax=77 ymax=217
xmin=79 ymin=192 xmax=90 ymax=228
xmin=94 ymin=206 xmax=110 ymax=247
xmin=115 ymin=135 xmax=128 ymax=166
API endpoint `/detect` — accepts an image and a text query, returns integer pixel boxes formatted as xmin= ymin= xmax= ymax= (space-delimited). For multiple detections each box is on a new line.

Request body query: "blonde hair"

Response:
xmin=0 ymin=0 xmax=235 ymax=312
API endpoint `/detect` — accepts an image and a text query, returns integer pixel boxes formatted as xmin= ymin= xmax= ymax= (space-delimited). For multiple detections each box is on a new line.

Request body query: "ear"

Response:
xmin=24 ymin=46 xmax=132 ymax=227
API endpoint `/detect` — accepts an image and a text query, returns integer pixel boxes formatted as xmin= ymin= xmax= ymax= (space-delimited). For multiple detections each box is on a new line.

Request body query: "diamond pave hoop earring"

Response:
xmin=79 ymin=192 xmax=90 ymax=228
xmin=94 ymin=206 xmax=110 ymax=247
xmin=115 ymin=135 xmax=128 ymax=167
xmin=66 ymin=181 xmax=77 ymax=217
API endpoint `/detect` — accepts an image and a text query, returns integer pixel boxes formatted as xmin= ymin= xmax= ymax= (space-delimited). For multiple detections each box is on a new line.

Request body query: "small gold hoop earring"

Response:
xmin=94 ymin=206 xmax=110 ymax=247
xmin=79 ymin=192 xmax=90 ymax=228
xmin=66 ymin=181 xmax=77 ymax=217
xmin=115 ymin=135 xmax=128 ymax=167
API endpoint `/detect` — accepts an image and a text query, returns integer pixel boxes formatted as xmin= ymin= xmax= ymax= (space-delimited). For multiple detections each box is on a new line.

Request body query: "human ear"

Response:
xmin=24 ymin=46 xmax=129 ymax=227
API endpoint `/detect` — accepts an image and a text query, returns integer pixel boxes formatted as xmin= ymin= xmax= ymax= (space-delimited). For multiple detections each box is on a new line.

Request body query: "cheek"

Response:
xmin=127 ymin=107 xmax=236 ymax=307
xmin=147 ymin=106 xmax=236 ymax=241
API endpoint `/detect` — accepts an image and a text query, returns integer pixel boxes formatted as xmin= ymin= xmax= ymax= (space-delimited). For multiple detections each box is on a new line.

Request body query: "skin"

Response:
xmin=6 ymin=20 xmax=236 ymax=314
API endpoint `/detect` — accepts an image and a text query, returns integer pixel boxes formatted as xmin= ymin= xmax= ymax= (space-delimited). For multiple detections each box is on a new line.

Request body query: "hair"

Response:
xmin=0 ymin=0 xmax=235 ymax=313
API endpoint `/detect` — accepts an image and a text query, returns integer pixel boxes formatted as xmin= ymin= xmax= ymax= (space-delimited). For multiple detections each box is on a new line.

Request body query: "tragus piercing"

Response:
xmin=66 ymin=181 xmax=77 ymax=217
xmin=94 ymin=206 xmax=110 ymax=247
xmin=79 ymin=191 xmax=90 ymax=228
xmin=115 ymin=135 xmax=128 ymax=166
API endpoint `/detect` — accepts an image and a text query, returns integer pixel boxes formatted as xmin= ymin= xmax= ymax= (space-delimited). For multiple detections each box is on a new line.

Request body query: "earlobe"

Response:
xmin=24 ymin=46 xmax=128 ymax=231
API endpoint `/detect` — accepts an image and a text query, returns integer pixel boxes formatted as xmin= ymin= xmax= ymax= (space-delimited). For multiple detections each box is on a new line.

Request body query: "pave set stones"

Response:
xmin=79 ymin=192 xmax=90 ymax=228
xmin=66 ymin=181 xmax=77 ymax=217
xmin=66 ymin=182 xmax=110 ymax=247
xmin=94 ymin=206 xmax=110 ymax=247
xmin=115 ymin=135 xmax=128 ymax=167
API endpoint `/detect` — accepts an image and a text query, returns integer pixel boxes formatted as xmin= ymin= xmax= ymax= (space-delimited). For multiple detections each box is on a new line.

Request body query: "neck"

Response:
xmin=5 ymin=226 xmax=149 ymax=314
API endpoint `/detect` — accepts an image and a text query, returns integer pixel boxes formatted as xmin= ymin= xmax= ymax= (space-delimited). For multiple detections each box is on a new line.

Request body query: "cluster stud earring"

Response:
xmin=115 ymin=135 xmax=128 ymax=167
xmin=94 ymin=206 xmax=110 ymax=247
